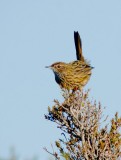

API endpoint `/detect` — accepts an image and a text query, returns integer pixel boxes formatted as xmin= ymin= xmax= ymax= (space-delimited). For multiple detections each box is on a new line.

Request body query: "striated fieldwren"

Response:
xmin=46 ymin=31 xmax=93 ymax=91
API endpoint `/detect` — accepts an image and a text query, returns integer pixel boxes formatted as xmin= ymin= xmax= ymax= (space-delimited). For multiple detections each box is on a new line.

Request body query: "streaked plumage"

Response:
xmin=46 ymin=31 xmax=93 ymax=91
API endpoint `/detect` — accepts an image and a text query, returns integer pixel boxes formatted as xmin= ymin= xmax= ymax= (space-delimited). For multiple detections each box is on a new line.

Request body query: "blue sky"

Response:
xmin=0 ymin=0 xmax=121 ymax=159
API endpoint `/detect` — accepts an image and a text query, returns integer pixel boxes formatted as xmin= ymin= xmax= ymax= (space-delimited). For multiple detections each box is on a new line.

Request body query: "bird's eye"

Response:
xmin=57 ymin=65 xmax=60 ymax=68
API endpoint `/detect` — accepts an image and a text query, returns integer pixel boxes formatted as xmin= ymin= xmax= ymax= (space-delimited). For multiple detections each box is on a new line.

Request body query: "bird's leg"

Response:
xmin=72 ymin=86 xmax=78 ymax=94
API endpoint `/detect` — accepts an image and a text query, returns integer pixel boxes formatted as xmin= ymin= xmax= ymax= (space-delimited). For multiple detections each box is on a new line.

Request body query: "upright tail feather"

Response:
xmin=74 ymin=31 xmax=85 ymax=62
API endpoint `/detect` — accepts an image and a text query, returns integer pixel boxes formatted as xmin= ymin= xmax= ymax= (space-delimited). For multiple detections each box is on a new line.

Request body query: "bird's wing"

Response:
xmin=74 ymin=31 xmax=85 ymax=62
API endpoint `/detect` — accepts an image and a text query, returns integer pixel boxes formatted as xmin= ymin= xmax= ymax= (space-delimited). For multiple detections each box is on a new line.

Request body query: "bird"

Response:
xmin=46 ymin=31 xmax=93 ymax=91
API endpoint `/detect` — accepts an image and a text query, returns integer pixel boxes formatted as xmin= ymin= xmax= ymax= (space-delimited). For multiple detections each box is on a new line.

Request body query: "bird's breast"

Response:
xmin=54 ymin=72 xmax=62 ymax=85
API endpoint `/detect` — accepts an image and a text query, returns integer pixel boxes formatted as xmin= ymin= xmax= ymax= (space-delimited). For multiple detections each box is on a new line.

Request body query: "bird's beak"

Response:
xmin=45 ymin=66 xmax=51 ymax=68
xmin=45 ymin=66 xmax=53 ymax=70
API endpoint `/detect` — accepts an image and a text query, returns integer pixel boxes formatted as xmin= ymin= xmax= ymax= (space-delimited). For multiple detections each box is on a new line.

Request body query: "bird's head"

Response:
xmin=46 ymin=62 xmax=66 ymax=73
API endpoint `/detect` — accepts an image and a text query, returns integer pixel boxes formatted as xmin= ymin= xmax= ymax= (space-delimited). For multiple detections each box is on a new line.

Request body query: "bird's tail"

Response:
xmin=74 ymin=31 xmax=85 ymax=62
